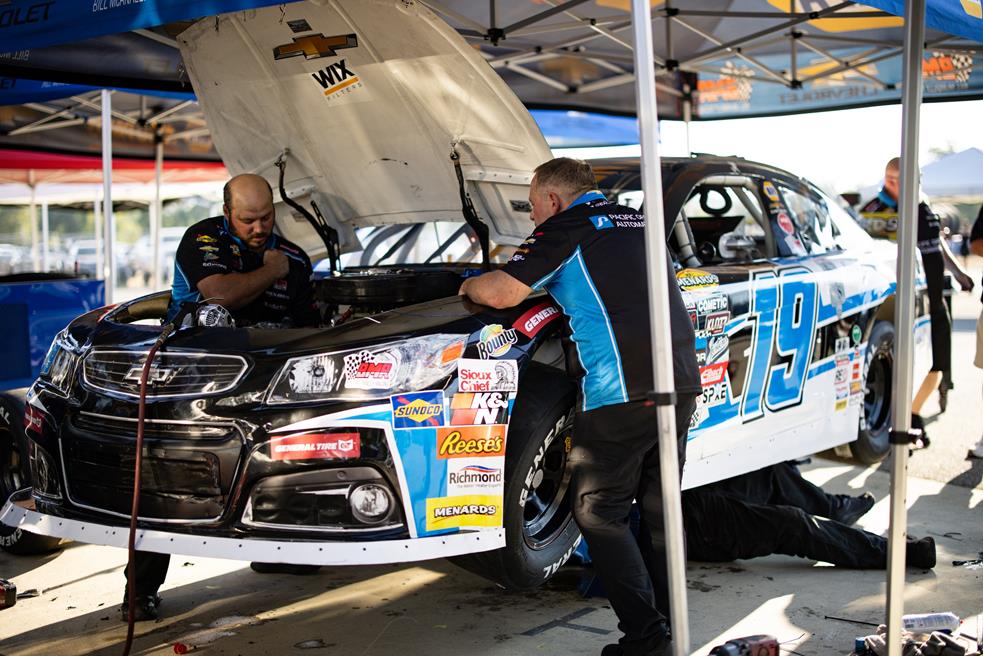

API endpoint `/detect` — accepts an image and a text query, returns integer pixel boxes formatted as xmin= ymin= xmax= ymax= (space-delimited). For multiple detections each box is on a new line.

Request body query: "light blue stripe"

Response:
xmin=573 ymin=250 xmax=628 ymax=405
xmin=531 ymin=248 xmax=582 ymax=291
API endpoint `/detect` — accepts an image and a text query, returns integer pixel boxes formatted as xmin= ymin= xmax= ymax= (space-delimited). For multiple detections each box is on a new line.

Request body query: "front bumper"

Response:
xmin=1 ymin=488 xmax=503 ymax=564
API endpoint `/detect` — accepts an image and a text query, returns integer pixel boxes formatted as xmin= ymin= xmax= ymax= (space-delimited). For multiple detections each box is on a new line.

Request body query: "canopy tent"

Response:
xmin=0 ymin=2 xmax=980 ymax=121
xmin=2 ymin=3 xmax=980 ymax=655
xmin=920 ymin=146 xmax=983 ymax=199
xmin=0 ymin=149 xmax=226 ymax=185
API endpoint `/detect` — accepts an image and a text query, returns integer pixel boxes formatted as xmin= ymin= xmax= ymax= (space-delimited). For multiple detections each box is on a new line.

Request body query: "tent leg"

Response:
xmin=94 ymin=196 xmax=103 ymax=278
xmin=886 ymin=1 xmax=925 ymax=655
xmin=153 ymin=133 xmax=164 ymax=291
xmin=41 ymin=201 xmax=49 ymax=272
xmin=101 ymin=88 xmax=116 ymax=303
xmin=631 ymin=1 xmax=689 ymax=655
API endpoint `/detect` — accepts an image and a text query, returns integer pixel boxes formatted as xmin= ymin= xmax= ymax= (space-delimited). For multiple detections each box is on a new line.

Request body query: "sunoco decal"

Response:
xmin=425 ymin=495 xmax=502 ymax=531
xmin=457 ymin=358 xmax=518 ymax=393
xmin=391 ymin=391 xmax=445 ymax=428
xmin=437 ymin=425 xmax=507 ymax=459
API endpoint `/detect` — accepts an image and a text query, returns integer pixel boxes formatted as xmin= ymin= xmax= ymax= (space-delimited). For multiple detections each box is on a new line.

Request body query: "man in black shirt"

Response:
xmin=167 ymin=173 xmax=318 ymax=326
xmin=859 ymin=158 xmax=973 ymax=438
xmin=461 ymin=158 xmax=701 ymax=656
xmin=969 ymin=205 xmax=983 ymax=459
xmin=123 ymin=174 xmax=319 ymax=622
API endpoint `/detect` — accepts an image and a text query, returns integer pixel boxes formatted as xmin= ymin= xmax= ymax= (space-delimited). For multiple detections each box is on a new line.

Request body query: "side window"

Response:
xmin=777 ymin=184 xmax=839 ymax=254
xmin=679 ymin=183 xmax=768 ymax=264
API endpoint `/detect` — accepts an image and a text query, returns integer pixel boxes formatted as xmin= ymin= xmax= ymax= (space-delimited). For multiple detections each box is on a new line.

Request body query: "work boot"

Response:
xmin=831 ymin=492 xmax=876 ymax=526
xmin=906 ymin=537 xmax=936 ymax=569
xmin=910 ymin=414 xmax=931 ymax=448
xmin=119 ymin=593 xmax=161 ymax=622
xmin=600 ymin=622 xmax=670 ymax=656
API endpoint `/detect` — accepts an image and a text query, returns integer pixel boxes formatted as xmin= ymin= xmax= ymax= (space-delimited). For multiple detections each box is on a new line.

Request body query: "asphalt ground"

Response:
xmin=1 ymin=260 xmax=979 ymax=656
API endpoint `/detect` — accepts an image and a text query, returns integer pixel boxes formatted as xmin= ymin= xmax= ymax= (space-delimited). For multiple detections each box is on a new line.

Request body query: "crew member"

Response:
xmin=460 ymin=158 xmax=701 ymax=656
xmin=683 ymin=462 xmax=936 ymax=570
xmin=859 ymin=158 xmax=974 ymax=440
xmin=123 ymin=173 xmax=319 ymax=622
xmin=969 ymin=205 xmax=983 ymax=460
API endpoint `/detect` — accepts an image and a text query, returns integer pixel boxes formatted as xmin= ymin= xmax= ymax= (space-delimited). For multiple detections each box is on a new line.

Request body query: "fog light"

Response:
xmin=349 ymin=484 xmax=392 ymax=524
xmin=28 ymin=442 xmax=61 ymax=500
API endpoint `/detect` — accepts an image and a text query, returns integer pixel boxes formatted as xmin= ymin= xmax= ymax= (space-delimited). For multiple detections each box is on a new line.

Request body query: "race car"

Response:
xmin=1 ymin=0 xmax=929 ymax=590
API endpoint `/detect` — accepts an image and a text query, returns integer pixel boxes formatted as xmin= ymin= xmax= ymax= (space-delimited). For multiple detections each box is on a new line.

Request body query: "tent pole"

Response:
xmin=101 ymin=89 xmax=116 ymax=303
xmin=886 ymin=1 xmax=924 ymax=654
xmin=41 ymin=201 xmax=49 ymax=272
xmin=153 ymin=132 xmax=164 ymax=291
xmin=94 ymin=195 xmax=103 ymax=278
xmin=28 ymin=171 xmax=40 ymax=271
xmin=631 ymin=1 xmax=689 ymax=654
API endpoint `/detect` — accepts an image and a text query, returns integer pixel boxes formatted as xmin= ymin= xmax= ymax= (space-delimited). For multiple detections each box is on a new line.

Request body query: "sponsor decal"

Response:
xmin=696 ymin=294 xmax=728 ymax=315
xmin=199 ymin=245 xmax=219 ymax=253
xmin=457 ymin=358 xmax=518 ymax=393
xmin=835 ymin=399 xmax=848 ymax=412
xmin=700 ymin=361 xmax=728 ymax=387
xmin=776 ymin=211 xmax=795 ymax=235
xmin=689 ymin=310 xmax=698 ymax=328
xmin=689 ymin=404 xmax=709 ymax=429
xmin=704 ymin=311 xmax=730 ymax=335
xmin=676 ymin=268 xmax=719 ymax=291
xmin=514 ymin=302 xmax=561 ymax=338
xmin=835 ymin=336 xmax=850 ymax=353
xmin=437 ymin=425 xmax=507 ymax=458
xmin=344 ymin=349 xmax=400 ymax=390
xmin=203 ymin=252 xmax=219 ymax=262
xmin=446 ymin=459 xmax=504 ymax=493
xmin=24 ymin=405 xmax=43 ymax=434
xmin=273 ymin=33 xmax=358 ymax=60
xmin=700 ymin=381 xmax=728 ymax=407
xmin=196 ymin=234 xmax=217 ymax=243
xmin=476 ymin=324 xmax=518 ymax=359
xmin=271 ymin=432 xmax=360 ymax=460
xmin=311 ymin=58 xmax=362 ymax=100
xmin=391 ymin=391 xmax=445 ymax=428
xmin=784 ymin=235 xmax=806 ymax=255
xmin=425 ymin=494 xmax=502 ymax=531
xmin=851 ymin=324 xmax=862 ymax=344
xmin=607 ymin=213 xmax=645 ymax=228
xmin=762 ymin=180 xmax=780 ymax=202
xmin=694 ymin=347 xmax=708 ymax=367
xmin=230 ymin=244 xmax=241 ymax=257
xmin=450 ymin=392 xmax=510 ymax=425
xmin=286 ymin=18 xmax=312 ymax=33
xmin=589 ymin=214 xmax=613 ymax=230
xmin=706 ymin=335 xmax=729 ymax=363
xmin=510 ymin=254 xmax=525 ymax=262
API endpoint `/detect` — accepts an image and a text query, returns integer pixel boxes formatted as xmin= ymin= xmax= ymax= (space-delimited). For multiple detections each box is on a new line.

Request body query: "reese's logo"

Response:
xmin=273 ymin=33 xmax=357 ymax=61
xmin=437 ymin=425 xmax=507 ymax=458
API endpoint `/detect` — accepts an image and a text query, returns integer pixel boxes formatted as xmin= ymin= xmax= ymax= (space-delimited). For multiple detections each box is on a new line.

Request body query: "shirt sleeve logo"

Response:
xmin=589 ymin=215 xmax=614 ymax=230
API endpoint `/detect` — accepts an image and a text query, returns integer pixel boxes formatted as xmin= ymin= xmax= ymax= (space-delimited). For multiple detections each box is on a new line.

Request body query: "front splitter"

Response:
xmin=1 ymin=490 xmax=504 ymax=565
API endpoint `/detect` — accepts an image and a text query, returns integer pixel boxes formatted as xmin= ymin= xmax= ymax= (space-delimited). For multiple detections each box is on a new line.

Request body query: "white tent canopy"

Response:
xmin=921 ymin=147 xmax=983 ymax=200
xmin=0 ymin=180 xmax=222 ymax=206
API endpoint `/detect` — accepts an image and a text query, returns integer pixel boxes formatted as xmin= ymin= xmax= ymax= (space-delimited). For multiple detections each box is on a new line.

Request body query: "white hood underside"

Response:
xmin=178 ymin=0 xmax=553 ymax=259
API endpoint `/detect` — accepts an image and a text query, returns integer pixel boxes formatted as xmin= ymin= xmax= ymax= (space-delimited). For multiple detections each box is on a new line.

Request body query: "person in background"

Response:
xmin=968 ymin=205 xmax=983 ymax=459
xmin=859 ymin=158 xmax=974 ymax=443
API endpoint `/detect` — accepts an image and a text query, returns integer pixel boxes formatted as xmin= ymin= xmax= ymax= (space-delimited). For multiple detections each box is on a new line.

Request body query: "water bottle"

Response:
xmin=901 ymin=612 xmax=960 ymax=633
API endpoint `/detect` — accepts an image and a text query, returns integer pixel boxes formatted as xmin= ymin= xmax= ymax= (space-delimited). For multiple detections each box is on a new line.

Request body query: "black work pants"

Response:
xmin=922 ymin=252 xmax=951 ymax=378
xmin=123 ymin=550 xmax=170 ymax=598
xmin=569 ymin=395 xmax=697 ymax=654
xmin=682 ymin=488 xmax=887 ymax=569
xmin=707 ymin=461 xmax=850 ymax=519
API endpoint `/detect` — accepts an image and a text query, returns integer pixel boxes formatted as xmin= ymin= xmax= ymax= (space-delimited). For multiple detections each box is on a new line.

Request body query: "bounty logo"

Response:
xmin=476 ymin=324 xmax=518 ymax=359
xmin=273 ymin=33 xmax=357 ymax=61
xmin=391 ymin=391 xmax=445 ymax=428
xmin=308 ymin=57 xmax=362 ymax=101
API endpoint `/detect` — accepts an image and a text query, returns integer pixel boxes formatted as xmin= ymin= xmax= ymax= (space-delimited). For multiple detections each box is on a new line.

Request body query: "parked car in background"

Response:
xmin=0 ymin=244 xmax=31 ymax=276
xmin=126 ymin=226 xmax=191 ymax=286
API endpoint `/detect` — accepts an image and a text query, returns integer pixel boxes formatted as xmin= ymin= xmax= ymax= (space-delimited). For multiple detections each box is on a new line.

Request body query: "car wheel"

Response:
xmin=451 ymin=363 xmax=581 ymax=590
xmin=0 ymin=392 xmax=63 ymax=555
xmin=850 ymin=320 xmax=894 ymax=464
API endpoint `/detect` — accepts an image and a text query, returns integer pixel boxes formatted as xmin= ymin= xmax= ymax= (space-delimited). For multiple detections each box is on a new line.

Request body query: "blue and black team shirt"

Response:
xmin=167 ymin=216 xmax=318 ymax=326
xmin=859 ymin=189 xmax=942 ymax=256
xmin=502 ymin=192 xmax=701 ymax=412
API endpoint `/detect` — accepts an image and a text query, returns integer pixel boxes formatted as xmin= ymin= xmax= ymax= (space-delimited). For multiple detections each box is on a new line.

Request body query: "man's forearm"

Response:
xmin=200 ymin=266 xmax=280 ymax=309
xmin=460 ymin=271 xmax=532 ymax=309
xmin=972 ymin=240 xmax=983 ymax=257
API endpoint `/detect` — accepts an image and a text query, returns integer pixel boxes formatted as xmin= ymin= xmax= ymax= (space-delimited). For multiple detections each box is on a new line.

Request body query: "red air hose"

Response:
xmin=121 ymin=332 xmax=169 ymax=656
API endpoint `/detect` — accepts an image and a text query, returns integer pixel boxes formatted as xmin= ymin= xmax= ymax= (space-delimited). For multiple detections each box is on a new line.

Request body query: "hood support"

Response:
xmin=451 ymin=147 xmax=491 ymax=271
xmin=275 ymin=153 xmax=340 ymax=273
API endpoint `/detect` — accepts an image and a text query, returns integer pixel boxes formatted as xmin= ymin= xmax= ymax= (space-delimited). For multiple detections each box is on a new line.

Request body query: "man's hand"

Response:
xmin=955 ymin=270 xmax=975 ymax=293
xmin=264 ymin=249 xmax=290 ymax=279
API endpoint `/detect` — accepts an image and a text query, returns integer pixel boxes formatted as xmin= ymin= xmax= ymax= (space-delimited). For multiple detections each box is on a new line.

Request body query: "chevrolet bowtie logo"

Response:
xmin=273 ymin=33 xmax=358 ymax=61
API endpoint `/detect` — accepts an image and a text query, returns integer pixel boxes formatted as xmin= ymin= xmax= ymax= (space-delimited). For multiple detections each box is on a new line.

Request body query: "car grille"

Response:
xmin=62 ymin=416 xmax=244 ymax=522
xmin=82 ymin=349 xmax=248 ymax=399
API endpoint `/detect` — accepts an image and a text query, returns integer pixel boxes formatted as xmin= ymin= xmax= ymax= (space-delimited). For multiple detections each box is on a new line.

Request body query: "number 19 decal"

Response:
xmin=740 ymin=267 xmax=818 ymax=422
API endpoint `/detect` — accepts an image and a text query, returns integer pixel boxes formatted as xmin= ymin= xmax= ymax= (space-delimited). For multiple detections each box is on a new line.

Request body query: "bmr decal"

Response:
xmin=273 ymin=33 xmax=357 ymax=60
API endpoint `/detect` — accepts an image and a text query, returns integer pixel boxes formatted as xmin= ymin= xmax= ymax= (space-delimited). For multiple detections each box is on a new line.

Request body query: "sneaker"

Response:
xmin=968 ymin=439 xmax=983 ymax=460
xmin=600 ymin=624 xmax=670 ymax=656
xmin=832 ymin=492 xmax=876 ymax=526
xmin=119 ymin=593 xmax=161 ymax=622
xmin=905 ymin=537 xmax=936 ymax=569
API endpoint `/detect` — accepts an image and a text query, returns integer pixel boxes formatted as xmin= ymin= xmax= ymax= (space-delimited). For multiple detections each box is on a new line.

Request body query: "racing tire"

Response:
xmin=450 ymin=364 xmax=581 ymax=590
xmin=850 ymin=320 xmax=894 ymax=464
xmin=0 ymin=392 xmax=63 ymax=555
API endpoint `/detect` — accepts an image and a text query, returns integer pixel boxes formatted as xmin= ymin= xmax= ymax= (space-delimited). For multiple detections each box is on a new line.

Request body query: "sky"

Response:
xmin=555 ymin=98 xmax=983 ymax=197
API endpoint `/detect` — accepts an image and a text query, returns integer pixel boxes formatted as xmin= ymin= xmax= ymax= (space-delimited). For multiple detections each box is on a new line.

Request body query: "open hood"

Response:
xmin=178 ymin=0 xmax=552 ymax=260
